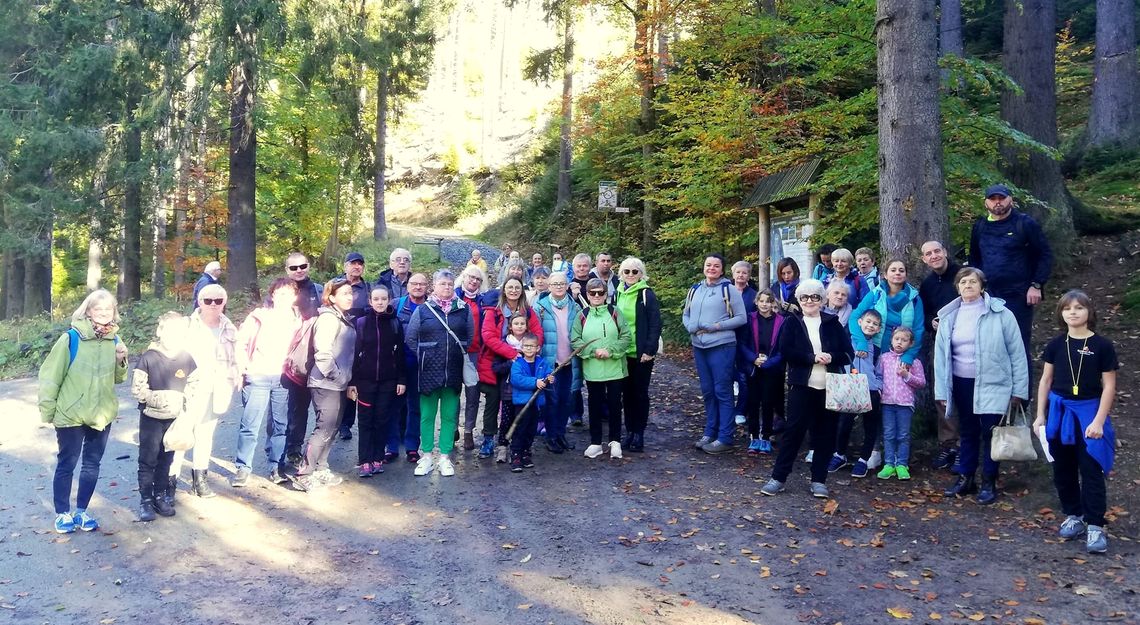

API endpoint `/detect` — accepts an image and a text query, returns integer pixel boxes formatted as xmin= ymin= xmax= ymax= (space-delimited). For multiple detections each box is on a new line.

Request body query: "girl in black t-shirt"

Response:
xmin=1034 ymin=290 xmax=1117 ymax=555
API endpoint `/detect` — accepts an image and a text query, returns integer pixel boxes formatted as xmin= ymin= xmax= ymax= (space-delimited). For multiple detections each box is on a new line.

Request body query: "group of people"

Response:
xmin=39 ymin=185 xmax=1116 ymax=554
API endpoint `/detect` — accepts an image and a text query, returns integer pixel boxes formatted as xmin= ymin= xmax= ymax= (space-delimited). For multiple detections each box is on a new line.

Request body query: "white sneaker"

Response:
xmin=584 ymin=444 xmax=605 ymax=459
xmin=437 ymin=455 xmax=455 ymax=477
xmin=413 ymin=453 xmax=436 ymax=476
xmin=609 ymin=441 xmax=623 ymax=459
xmin=804 ymin=449 xmax=814 ymax=463
xmin=867 ymin=449 xmax=883 ymax=470
xmin=734 ymin=414 xmax=746 ymax=425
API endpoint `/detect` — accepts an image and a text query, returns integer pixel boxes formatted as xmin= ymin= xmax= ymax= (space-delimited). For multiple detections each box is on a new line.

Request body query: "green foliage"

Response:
xmin=452 ymin=174 xmax=481 ymax=218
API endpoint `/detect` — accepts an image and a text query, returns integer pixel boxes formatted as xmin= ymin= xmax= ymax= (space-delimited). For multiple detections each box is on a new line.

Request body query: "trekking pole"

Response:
xmin=504 ymin=338 xmax=600 ymax=441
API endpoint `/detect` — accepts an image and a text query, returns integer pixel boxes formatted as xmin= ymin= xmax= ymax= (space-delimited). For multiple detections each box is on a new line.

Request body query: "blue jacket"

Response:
xmin=735 ymin=311 xmax=786 ymax=375
xmin=1046 ymin=393 xmax=1115 ymax=473
xmin=933 ymin=293 xmax=1029 ymax=417
xmin=849 ymin=283 xmax=924 ymax=365
xmin=682 ymin=278 xmax=747 ymax=349
xmin=825 ymin=272 xmax=870 ymax=308
xmin=532 ymin=295 xmax=583 ymax=392
xmin=968 ymin=210 xmax=1053 ymax=297
xmin=511 ymin=356 xmax=552 ymax=406
xmin=851 ymin=341 xmax=883 ymax=393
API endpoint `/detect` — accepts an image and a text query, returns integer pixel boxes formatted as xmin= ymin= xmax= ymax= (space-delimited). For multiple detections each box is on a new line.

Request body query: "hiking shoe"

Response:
xmin=231 ymin=467 xmax=252 ymax=487
xmin=153 ymin=497 xmax=175 ymax=517
xmin=867 ymin=450 xmax=882 ymax=470
xmin=758 ymin=439 xmax=773 ymax=454
xmin=73 ymin=511 xmax=99 ymax=532
xmin=338 ymin=427 xmax=352 ymax=441
xmin=1059 ymin=515 xmax=1087 ymax=540
xmin=760 ymin=479 xmax=785 ymax=496
xmin=463 ymin=432 xmax=475 ymax=451
xmin=693 ymin=436 xmax=712 ymax=450
xmin=895 ymin=465 xmax=911 ymax=480
xmin=877 ymin=464 xmax=897 ymax=480
xmin=285 ymin=451 xmax=304 ymax=469
xmin=289 ymin=473 xmax=316 ymax=492
xmin=269 ymin=467 xmax=289 ymax=484
xmin=747 ymin=438 xmax=764 ymax=455
xmin=315 ymin=469 xmax=343 ymax=487
xmin=851 ymin=459 xmax=869 ymax=478
xmin=413 ymin=454 xmax=435 ymax=476
xmin=437 ymin=455 xmax=455 ymax=477
xmin=570 ymin=418 xmax=584 ymax=428
xmin=932 ymin=446 xmax=958 ymax=470
xmin=478 ymin=436 xmax=495 ymax=458
xmin=54 ymin=513 xmax=76 ymax=534
xmin=510 ymin=453 xmax=524 ymax=473
xmin=358 ymin=463 xmax=373 ymax=478
xmin=556 ymin=435 xmax=575 ymax=450
xmin=1086 ymin=525 xmax=1107 ymax=554
xmin=804 ymin=449 xmax=814 ymax=463
xmin=584 ymin=444 xmax=605 ymax=459
xmin=734 ymin=414 xmax=746 ymax=425
xmin=827 ymin=454 xmax=848 ymax=473
xmin=810 ymin=482 xmax=829 ymax=499
xmin=702 ymin=440 xmax=734 ymax=454
xmin=371 ymin=461 xmax=385 ymax=475
xmin=545 ymin=436 xmax=564 ymax=454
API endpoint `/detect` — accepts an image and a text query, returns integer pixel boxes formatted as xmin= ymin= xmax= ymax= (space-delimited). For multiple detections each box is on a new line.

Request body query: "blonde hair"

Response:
xmin=618 ymin=257 xmax=649 ymax=281
xmin=149 ymin=312 xmax=187 ymax=350
xmin=72 ymin=289 xmax=120 ymax=323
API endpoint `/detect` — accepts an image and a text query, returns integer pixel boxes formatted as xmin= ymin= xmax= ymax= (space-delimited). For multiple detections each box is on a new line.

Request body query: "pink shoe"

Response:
xmin=358 ymin=463 xmax=372 ymax=478
xmin=371 ymin=461 xmax=384 ymax=475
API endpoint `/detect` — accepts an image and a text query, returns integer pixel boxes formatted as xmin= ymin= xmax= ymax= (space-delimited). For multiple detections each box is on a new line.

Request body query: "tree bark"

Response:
xmin=1087 ymin=0 xmax=1140 ymax=148
xmin=876 ymin=0 xmax=949 ymax=273
xmin=634 ymin=0 xmax=656 ymax=252
xmin=227 ymin=58 xmax=258 ymax=298
xmin=24 ymin=222 xmax=52 ymax=316
xmin=555 ymin=14 xmax=574 ymax=214
xmin=374 ymin=70 xmax=389 ymax=240
xmin=4 ymin=254 xmax=24 ymax=319
xmin=1000 ymin=0 xmax=1074 ymax=250
xmin=939 ymin=0 xmax=963 ymax=84
xmin=118 ymin=91 xmax=143 ymax=303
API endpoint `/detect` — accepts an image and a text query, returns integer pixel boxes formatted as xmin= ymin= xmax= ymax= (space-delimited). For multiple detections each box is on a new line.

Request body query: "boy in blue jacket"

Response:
xmin=510 ymin=334 xmax=554 ymax=472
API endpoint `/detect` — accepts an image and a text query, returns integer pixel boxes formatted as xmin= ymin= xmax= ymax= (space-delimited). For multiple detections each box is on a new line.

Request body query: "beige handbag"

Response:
xmin=990 ymin=402 xmax=1038 ymax=462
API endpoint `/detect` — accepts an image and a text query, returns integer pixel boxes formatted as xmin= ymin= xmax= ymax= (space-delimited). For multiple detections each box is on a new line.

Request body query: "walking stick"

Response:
xmin=504 ymin=338 xmax=600 ymax=441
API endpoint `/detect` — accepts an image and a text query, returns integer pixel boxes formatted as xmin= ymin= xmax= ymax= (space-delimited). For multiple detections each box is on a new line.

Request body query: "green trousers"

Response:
xmin=420 ymin=387 xmax=460 ymax=455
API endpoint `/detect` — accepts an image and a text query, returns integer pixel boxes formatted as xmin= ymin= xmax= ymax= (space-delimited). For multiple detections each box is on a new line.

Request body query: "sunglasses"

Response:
xmin=288 ymin=263 xmax=309 ymax=271
xmin=202 ymin=298 xmax=225 ymax=306
xmin=622 ymin=269 xmax=640 ymax=275
xmin=588 ymin=290 xmax=607 ymax=296
xmin=798 ymin=294 xmax=822 ymax=302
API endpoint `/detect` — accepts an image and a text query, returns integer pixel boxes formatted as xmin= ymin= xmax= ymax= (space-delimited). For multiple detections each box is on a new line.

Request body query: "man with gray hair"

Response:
xmin=192 ymin=261 xmax=222 ymax=309
xmin=569 ymin=253 xmax=595 ymax=307
xmin=376 ymin=247 xmax=413 ymax=300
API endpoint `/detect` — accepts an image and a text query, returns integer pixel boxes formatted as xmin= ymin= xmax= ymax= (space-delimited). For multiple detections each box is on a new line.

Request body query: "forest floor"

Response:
xmin=0 ymin=235 xmax=1137 ymax=625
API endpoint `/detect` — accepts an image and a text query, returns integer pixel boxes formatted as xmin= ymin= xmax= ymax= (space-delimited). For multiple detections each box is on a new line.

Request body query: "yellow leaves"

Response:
xmin=1023 ymin=618 xmax=1046 ymax=625
xmin=886 ymin=606 xmax=913 ymax=619
xmin=928 ymin=613 xmax=942 ymax=620
xmin=822 ymin=499 xmax=839 ymax=515
xmin=759 ymin=566 xmax=771 ymax=578
xmin=517 ymin=604 xmax=532 ymax=610
xmin=966 ymin=613 xmax=986 ymax=621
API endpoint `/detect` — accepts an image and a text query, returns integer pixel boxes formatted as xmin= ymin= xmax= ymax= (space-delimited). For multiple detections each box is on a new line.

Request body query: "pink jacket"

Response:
xmin=877 ymin=350 xmax=926 ymax=407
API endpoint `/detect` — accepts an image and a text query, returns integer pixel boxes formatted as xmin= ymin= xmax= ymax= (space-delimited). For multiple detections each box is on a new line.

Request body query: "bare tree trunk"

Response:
xmin=939 ymin=0 xmax=963 ymax=84
xmin=1087 ymin=0 xmax=1140 ymax=148
xmin=119 ymin=92 xmax=143 ymax=303
xmin=174 ymin=124 xmax=189 ymax=290
xmin=24 ymin=221 xmax=52 ymax=316
xmin=634 ymin=0 xmax=656 ymax=252
xmin=555 ymin=14 xmax=574 ymax=214
xmin=227 ymin=58 xmax=259 ymax=298
xmin=4 ymin=254 xmax=24 ymax=319
xmin=655 ymin=0 xmax=671 ymax=83
xmin=87 ymin=213 xmax=103 ymax=292
xmin=1000 ymin=0 xmax=1074 ymax=251
xmin=877 ymin=0 xmax=949 ymax=273
xmin=374 ymin=70 xmax=389 ymax=240
xmin=193 ymin=119 xmax=206 ymax=247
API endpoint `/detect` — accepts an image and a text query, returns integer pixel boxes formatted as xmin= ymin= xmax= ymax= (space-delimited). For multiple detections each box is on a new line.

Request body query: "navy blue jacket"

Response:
xmin=777 ymin=312 xmax=853 ymax=388
xmin=351 ymin=306 xmax=406 ymax=386
xmin=918 ymin=261 xmax=960 ymax=331
xmin=968 ymin=211 xmax=1053 ymax=298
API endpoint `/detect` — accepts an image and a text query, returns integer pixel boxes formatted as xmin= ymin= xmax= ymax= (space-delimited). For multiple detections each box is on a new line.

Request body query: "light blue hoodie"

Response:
xmin=933 ymin=293 xmax=1028 ymax=417
xmin=682 ymin=278 xmax=746 ymax=349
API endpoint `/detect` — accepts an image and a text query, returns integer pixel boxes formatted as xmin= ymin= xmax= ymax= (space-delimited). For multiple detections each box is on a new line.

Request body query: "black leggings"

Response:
xmin=834 ymin=391 xmax=882 ymax=461
xmin=771 ymin=386 xmax=838 ymax=484
xmin=587 ymin=379 xmax=623 ymax=445
xmin=745 ymin=367 xmax=785 ymax=439
xmin=138 ymin=415 xmax=174 ymax=498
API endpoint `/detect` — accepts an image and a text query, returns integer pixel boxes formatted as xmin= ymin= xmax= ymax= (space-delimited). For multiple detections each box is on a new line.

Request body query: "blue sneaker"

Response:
xmin=827 ymin=454 xmax=848 ymax=473
xmin=54 ymin=513 xmax=76 ymax=534
xmin=758 ymin=439 xmax=773 ymax=454
xmin=478 ymin=436 xmax=495 ymax=459
xmin=747 ymin=438 xmax=764 ymax=454
xmin=851 ymin=459 xmax=869 ymax=478
xmin=73 ymin=510 xmax=99 ymax=532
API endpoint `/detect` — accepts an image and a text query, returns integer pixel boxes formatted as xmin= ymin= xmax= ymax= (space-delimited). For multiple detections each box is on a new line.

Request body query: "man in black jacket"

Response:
xmin=286 ymin=252 xmax=323 ymax=320
xmin=919 ymin=240 xmax=962 ymax=469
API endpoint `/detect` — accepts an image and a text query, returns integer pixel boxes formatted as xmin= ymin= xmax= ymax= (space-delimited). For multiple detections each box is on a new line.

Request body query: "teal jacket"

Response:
xmin=38 ymin=318 xmax=128 ymax=430
xmin=933 ymin=293 xmax=1029 ymax=416
xmin=533 ymin=295 xmax=583 ymax=391
xmin=571 ymin=305 xmax=631 ymax=382
xmin=849 ymin=283 xmax=924 ymax=365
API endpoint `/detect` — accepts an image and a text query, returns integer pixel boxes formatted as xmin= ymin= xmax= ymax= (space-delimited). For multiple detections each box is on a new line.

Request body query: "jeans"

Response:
xmin=298 ymin=387 xmax=345 ymax=475
xmin=54 ymin=425 xmax=111 ymax=514
xmin=881 ymin=403 xmax=914 ymax=467
xmin=745 ymin=367 xmax=785 ymax=439
xmin=622 ymin=357 xmax=654 ymax=435
xmin=356 ymin=380 xmax=399 ymax=465
xmin=542 ymin=366 xmax=573 ymax=441
xmin=138 ymin=416 xmax=174 ymax=499
xmin=952 ymin=376 xmax=1001 ymax=478
xmin=387 ymin=359 xmax=421 ymax=454
xmin=420 ymin=387 xmax=460 ymax=455
xmin=237 ymin=374 xmax=289 ymax=471
xmin=771 ymin=386 xmax=837 ymax=484
xmin=586 ymin=379 xmax=623 ymax=445
xmin=284 ymin=376 xmax=312 ymax=458
xmin=693 ymin=343 xmax=737 ymax=444
xmin=1049 ymin=417 xmax=1108 ymax=526
xmin=734 ymin=367 xmax=749 ymax=417
xmin=835 ymin=391 xmax=882 ymax=461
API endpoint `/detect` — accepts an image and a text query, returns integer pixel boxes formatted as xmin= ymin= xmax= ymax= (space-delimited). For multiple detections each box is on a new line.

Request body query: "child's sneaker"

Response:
xmin=73 ymin=510 xmax=99 ymax=532
xmin=895 ymin=465 xmax=911 ymax=480
xmin=1086 ymin=525 xmax=1107 ymax=554
xmin=371 ymin=461 xmax=385 ymax=475
xmin=510 ymin=453 xmax=524 ymax=473
xmin=747 ymin=438 xmax=764 ymax=455
xmin=851 ymin=459 xmax=869 ymax=478
xmin=521 ymin=452 xmax=535 ymax=468
xmin=758 ymin=439 xmax=773 ymax=453
xmin=478 ymin=436 xmax=495 ymax=459
xmin=584 ymin=444 xmax=605 ymax=459
xmin=358 ymin=463 xmax=373 ymax=478
xmin=876 ymin=464 xmax=896 ymax=480
xmin=827 ymin=454 xmax=848 ymax=473
xmin=54 ymin=513 xmax=76 ymax=534
xmin=1059 ymin=515 xmax=1087 ymax=540
xmin=867 ymin=449 xmax=883 ymax=470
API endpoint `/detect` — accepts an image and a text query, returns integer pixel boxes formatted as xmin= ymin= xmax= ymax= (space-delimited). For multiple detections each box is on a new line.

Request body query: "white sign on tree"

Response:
xmin=598 ymin=181 xmax=618 ymax=211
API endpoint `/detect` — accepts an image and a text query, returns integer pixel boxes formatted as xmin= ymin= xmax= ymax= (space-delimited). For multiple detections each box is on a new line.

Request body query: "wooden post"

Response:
xmin=807 ymin=193 xmax=821 ymax=247
xmin=757 ymin=204 xmax=771 ymax=282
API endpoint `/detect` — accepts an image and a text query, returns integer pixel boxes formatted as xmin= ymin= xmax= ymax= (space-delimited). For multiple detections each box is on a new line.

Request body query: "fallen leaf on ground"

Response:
xmin=886 ymin=606 xmax=913 ymax=619
xmin=517 ymin=604 xmax=531 ymax=610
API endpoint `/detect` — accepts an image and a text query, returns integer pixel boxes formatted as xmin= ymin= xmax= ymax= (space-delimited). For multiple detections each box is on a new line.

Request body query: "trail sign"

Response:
xmin=598 ymin=181 xmax=618 ymax=210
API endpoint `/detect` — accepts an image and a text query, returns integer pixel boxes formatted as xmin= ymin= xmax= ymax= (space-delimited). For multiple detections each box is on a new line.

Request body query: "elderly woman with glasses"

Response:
xmin=683 ymin=254 xmax=747 ymax=455
xmin=615 ymin=257 xmax=662 ymax=452
xmin=761 ymin=279 xmax=853 ymax=500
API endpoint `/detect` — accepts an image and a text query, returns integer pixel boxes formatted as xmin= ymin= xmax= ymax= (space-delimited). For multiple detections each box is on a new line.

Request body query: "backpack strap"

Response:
xmin=684 ymin=283 xmax=699 ymax=314
xmin=67 ymin=328 xmax=80 ymax=365
xmin=721 ymin=283 xmax=732 ymax=317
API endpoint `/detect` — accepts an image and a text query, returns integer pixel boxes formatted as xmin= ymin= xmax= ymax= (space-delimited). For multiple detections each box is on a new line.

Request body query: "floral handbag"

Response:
xmin=825 ymin=371 xmax=872 ymax=414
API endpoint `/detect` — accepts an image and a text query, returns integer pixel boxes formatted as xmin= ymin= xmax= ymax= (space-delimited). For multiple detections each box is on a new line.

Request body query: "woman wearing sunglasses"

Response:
xmin=573 ymin=278 xmax=632 ymax=459
xmin=761 ymin=279 xmax=853 ymax=499
xmin=615 ymin=257 xmax=662 ymax=453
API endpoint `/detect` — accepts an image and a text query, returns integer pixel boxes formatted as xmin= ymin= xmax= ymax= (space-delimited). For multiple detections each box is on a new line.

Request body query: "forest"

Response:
xmin=1 ymin=0 xmax=1138 ymax=328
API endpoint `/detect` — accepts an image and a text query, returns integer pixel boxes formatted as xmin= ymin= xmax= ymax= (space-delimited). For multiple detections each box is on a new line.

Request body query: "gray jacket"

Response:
xmin=308 ymin=307 xmax=357 ymax=391
xmin=682 ymin=278 xmax=746 ymax=349
xmin=933 ymin=293 xmax=1028 ymax=417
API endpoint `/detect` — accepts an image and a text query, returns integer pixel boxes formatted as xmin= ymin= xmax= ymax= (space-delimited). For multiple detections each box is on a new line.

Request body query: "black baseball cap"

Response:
xmin=984 ymin=184 xmax=1012 ymax=199
xmin=344 ymin=252 xmax=365 ymax=263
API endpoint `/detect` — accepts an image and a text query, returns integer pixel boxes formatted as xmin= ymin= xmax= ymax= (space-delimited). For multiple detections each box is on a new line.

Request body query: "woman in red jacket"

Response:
xmin=476 ymin=277 xmax=543 ymax=460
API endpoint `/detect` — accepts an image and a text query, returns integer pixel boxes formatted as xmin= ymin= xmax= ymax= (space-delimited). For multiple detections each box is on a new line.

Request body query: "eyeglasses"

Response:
xmin=469 ymin=277 xmax=483 ymax=283
xmin=622 ymin=269 xmax=640 ymax=275
xmin=588 ymin=290 xmax=607 ymax=296
xmin=392 ymin=256 xmax=411 ymax=263
xmin=409 ymin=281 xmax=428 ymax=287
xmin=288 ymin=263 xmax=309 ymax=271
xmin=202 ymin=298 xmax=225 ymax=306
xmin=797 ymin=294 xmax=822 ymax=302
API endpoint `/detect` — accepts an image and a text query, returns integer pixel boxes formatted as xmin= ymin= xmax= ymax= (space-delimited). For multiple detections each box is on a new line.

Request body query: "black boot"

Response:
xmin=163 ymin=475 xmax=177 ymax=507
xmin=137 ymin=494 xmax=157 ymax=522
xmin=976 ymin=475 xmax=998 ymax=505
xmin=153 ymin=494 xmax=176 ymax=517
xmin=191 ymin=469 xmax=217 ymax=498
xmin=943 ymin=473 xmax=977 ymax=498
xmin=629 ymin=432 xmax=645 ymax=453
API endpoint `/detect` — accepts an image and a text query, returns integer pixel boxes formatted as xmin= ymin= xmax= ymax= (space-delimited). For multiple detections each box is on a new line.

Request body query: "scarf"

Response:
xmin=92 ymin=320 xmax=118 ymax=339
xmin=429 ymin=294 xmax=454 ymax=314
xmin=549 ymin=295 xmax=570 ymax=309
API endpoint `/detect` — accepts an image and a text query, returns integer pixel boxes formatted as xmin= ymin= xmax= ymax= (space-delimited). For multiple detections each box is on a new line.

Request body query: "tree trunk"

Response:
xmin=555 ymin=15 xmax=573 ymax=214
xmin=1000 ymin=0 xmax=1074 ymax=250
xmin=1087 ymin=0 xmax=1140 ymax=148
xmin=24 ymin=227 xmax=52 ymax=316
xmin=876 ymin=0 xmax=949 ymax=273
xmin=174 ymin=123 xmax=189 ymax=290
xmin=4 ymin=254 xmax=24 ymax=319
xmin=227 ymin=58 xmax=258 ymax=298
xmin=939 ymin=0 xmax=963 ymax=84
xmin=634 ymin=0 xmax=656 ymax=252
xmin=119 ymin=93 xmax=143 ymax=303
xmin=374 ymin=70 xmax=389 ymax=240
xmin=87 ymin=210 xmax=103 ymax=292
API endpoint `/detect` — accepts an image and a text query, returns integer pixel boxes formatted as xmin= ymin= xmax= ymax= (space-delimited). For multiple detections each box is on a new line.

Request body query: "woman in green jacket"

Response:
xmin=572 ymin=278 xmax=631 ymax=460
xmin=39 ymin=289 xmax=129 ymax=534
